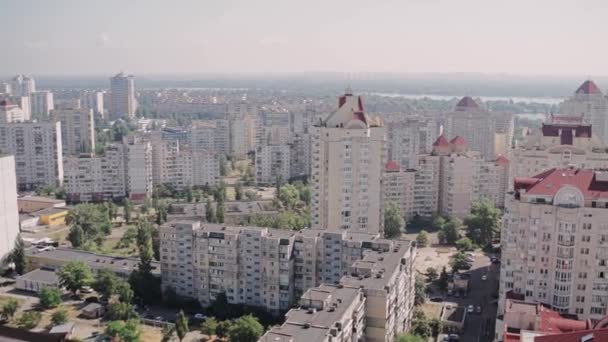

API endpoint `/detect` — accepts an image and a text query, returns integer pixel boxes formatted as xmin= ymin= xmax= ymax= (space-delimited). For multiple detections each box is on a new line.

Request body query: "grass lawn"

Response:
xmin=141 ymin=325 xmax=163 ymax=341
xmin=0 ymin=295 xmax=25 ymax=307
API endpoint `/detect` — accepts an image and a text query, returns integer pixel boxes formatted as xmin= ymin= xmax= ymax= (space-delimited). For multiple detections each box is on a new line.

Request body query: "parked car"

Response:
xmin=194 ymin=313 xmax=207 ymax=320
xmin=447 ymin=289 xmax=453 ymax=296
xmin=154 ymin=316 xmax=164 ymax=321
xmin=481 ymin=275 xmax=487 ymax=281
xmin=430 ymin=297 xmax=444 ymax=302
xmin=449 ymin=333 xmax=460 ymax=341
xmin=476 ymin=305 xmax=482 ymax=314
xmin=80 ymin=286 xmax=94 ymax=294
xmin=467 ymin=305 xmax=474 ymax=313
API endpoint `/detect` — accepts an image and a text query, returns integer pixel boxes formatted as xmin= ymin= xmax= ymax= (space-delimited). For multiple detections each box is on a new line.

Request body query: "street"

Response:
xmin=451 ymin=253 xmax=499 ymax=342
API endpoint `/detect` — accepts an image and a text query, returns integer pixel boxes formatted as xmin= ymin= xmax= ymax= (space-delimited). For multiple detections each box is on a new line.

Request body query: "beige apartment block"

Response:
xmin=255 ymin=144 xmax=290 ymax=185
xmin=311 ymin=90 xmax=386 ymax=234
xmin=560 ymin=80 xmax=608 ymax=145
xmin=51 ymin=108 xmax=95 ymax=155
xmin=124 ymin=134 xmax=153 ymax=201
xmin=499 ymin=167 xmax=608 ymax=322
xmin=0 ymin=121 xmax=63 ymax=190
xmin=0 ymin=155 xmax=21 ymax=263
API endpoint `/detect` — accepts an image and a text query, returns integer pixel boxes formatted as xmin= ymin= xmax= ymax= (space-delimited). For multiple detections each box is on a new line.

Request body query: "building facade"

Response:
xmin=109 ymin=73 xmax=136 ymax=120
xmin=499 ymin=168 xmax=608 ymax=323
xmin=386 ymin=116 xmax=438 ymax=169
xmin=30 ymin=91 xmax=54 ymax=119
xmin=51 ymin=108 xmax=95 ymax=155
xmin=0 ymin=121 xmax=63 ymax=190
xmin=0 ymin=99 xmax=26 ymax=123
xmin=79 ymin=90 xmax=105 ymax=119
xmin=0 ymin=155 xmax=20 ymax=263
xmin=311 ymin=90 xmax=386 ymax=234
xmin=255 ymin=144 xmax=291 ymax=185
xmin=560 ymin=80 xmax=608 ymax=145
xmin=124 ymin=134 xmax=152 ymax=201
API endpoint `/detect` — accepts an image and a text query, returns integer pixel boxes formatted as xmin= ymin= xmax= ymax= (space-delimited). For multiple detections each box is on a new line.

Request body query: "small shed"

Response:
xmin=49 ymin=321 xmax=75 ymax=339
xmin=81 ymin=303 xmax=105 ymax=319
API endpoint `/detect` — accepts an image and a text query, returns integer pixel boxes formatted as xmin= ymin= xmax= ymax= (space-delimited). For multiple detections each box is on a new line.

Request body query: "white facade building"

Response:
xmin=0 ymin=122 xmax=63 ymax=190
xmin=560 ymin=80 xmax=608 ymax=145
xmin=255 ymin=144 xmax=291 ymax=185
xmin=226 ymin=104 xmax=256 ymax=158
xmin=31 ymin=91 xmax=54 ymax=118
xmin=189 ymin=120 xmax=230 ymax=154
xmin=10 ymin=75 xmax=35 ymax=96
xmin=80 ymin=90 xmax=105 ymax=119
xmin=0 ymin=99 xmax=26 ymax=123
xmin=109 ymin=73 xmax=136 ymax=120
xmin=0 ymin=155 xmax=20 ymax=263
xmin=386 ymin=116 xmax=438 ymax=169
xmin=124 ymin=134 xmax=152 ymax=201
xmin=311 ymin=90 xmax=386 ymax=234
xmin=51 ymin=108 xmax=95 ymax=155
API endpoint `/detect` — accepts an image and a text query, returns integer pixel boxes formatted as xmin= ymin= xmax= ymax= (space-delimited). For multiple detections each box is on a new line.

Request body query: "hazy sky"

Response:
xmin=2 ymin=0 xmax=608 ymax=75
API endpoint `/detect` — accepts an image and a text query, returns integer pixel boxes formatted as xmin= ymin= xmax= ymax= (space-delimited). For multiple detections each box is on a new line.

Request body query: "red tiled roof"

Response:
xmin=352 ymin=111 xmax=368 ymax=125
xmin=496 ymin=155 xmax=510 ymax=165
xmin=450 ymin=136 xmax=466 ymax=146
xmin=535 ymin=329 xmax=608 ymax=342
xmin=385 ymin=160 xmax=400 ymax=172
xmin=456 ymin=96 xmax=479 ymax=109
xmin=542 ymin=124 xmax=592 ymax=143
xmin=576 ymin=80 xmax=602 ymax=95
xmin=433 ymin=135 xmax=450 ymax=147
xmin=504 ymin=333 xmax=520 ymax=342
xmin=514 ymin=168 xmax=608 ymax=199
xmin=538 ymin=307 xmax=588 ymax=333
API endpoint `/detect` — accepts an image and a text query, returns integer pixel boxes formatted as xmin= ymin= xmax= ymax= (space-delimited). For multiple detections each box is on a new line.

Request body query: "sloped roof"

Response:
xmin=450 ymin=136 xmax=467 ymax=146
xmin=495 ymin=155 xmax=510 ymax=164
xmin=514 ymin=168 xmax=608 ymax=199
xmin=456 ymin=96 xmax=479 ymax=109
xmin=575 ymin=80 xmax=601 ymax=95
xmin=433 ymin=135 xmax=450 ymax=147
xmin=385 ymin=160 xmax=400 ymax=172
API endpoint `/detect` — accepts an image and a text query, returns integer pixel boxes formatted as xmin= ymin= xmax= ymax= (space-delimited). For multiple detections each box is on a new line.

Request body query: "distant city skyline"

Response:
xmin=2 ymin=0 xmax=608 ymax=76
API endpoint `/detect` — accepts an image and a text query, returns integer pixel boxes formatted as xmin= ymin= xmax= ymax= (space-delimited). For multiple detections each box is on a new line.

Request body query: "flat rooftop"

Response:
xmin=17 ymin=268 xmax=58 ymax=284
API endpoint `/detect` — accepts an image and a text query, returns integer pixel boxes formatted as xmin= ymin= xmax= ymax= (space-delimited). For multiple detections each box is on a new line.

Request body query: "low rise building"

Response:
xmin=17 ymin=196 xmax=66 ymax=214
xmin=15 ymin=268 xmax=59 ymax=293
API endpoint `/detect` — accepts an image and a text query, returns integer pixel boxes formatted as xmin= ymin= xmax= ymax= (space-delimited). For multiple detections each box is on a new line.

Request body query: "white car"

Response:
xmin=467 ymin=305 xmax=474 ymax=313
xmin=465 ymin=252 xmax=476 ymax=257
xmin=194 ymin=313 xmax=207 ymax=320
xmin=482 ymin=275 xmax=488 ymax=281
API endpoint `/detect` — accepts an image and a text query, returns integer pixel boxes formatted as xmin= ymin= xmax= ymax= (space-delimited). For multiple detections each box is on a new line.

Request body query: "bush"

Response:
xmin=51 ymin=309 xmax=69 ymax=326
xmin=426 ymin=267 xmax=438 ymax=281
xmin=416 ymin=231 xmax=429 ymax=247
xmin=39 ymin=287 xmax=62 ymax=309
xmin=18 ymin=311 xmax=41 ymax=330
xmin=455 ymin=237 xmax=474 ymax=251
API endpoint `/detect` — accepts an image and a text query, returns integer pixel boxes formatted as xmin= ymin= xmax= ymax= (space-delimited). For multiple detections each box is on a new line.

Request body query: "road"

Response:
xmin=437 ymin=252 xmax=500 ymax=342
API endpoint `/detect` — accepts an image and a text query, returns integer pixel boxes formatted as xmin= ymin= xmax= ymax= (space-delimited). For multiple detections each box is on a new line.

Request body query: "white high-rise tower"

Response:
xmin=109 ymin=72 xmax=136 ymax=120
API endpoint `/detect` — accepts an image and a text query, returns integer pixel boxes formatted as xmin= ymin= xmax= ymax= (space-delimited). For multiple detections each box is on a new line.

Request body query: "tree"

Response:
xmin=396 ymin=335 xmax=425 ymax=342
xmin=438 ymin=218 xmax=461 ymax=245
xmin=117 ymin=281 xmax=134 ymax=303
xmin=56 ymin=261 xmax=93 ymax=295
xmin=219 ymin=155 xmax=228 ymax=176
xmin=416 ymin=230 xmax=429 ymax=247
xmin=228 ymin=314 xmax=263 ymax=342
xmin=464 ymin=200 xmax=501 ymax=247
xmin=105 ymin=319 xmax=141 ymax=342
xmin=68 ymin=225 xmax=85 ymax=248
xmin=384 ymin=201 xmax=404 ymax=239
xmin=235 ymin=183 xmax=243 ymax=201
xmin=216 ymin=203 xmax=225 ymax=224
xmin=244 ymin=190 xmax=257 ymax=200
xmin=278 ymin=184 xmax=299 ymax=209
xmin=438 ymin=266 xmax=449 ymax=291
xmin=410 ymin=315 xmax=431 ymax=339
xmin=107 ymin=301 xmax=137 ymax=320
xmin=216 ymin=320 xmax=231 ymax=339
xmin=18 ymin=311 xmax=41 ymax=329
xmin=200 ymin=317 xmax=218 ymax=337
xmin=429 ymin=318 xmax=444 ymax=337
xmin=414 ymin=276 xmax=426 ymax=306
xmin=124 ymin=199 xmax=133 ymax=224
xmin=130 ymin=219 xmax=161 ymax=305
xmin=161 ymin=324 xmax=175 ymax=342
xmin=175 ymin=310 xmax=189 ymax=342
xmin=426 ymin=267 xmax=438 ymax=282
xmin=205 ymin=199 xmax=216 ymax=223
xmin=51 ymin=309 xmax=68 ymax=326
xmin=93 ymin=268 xmax=119 ymax=301
xmin=450 ymin=252 xmax=470 ymax=272
xmin=1 ymin=299 xmax=19 ymax=321
xmin=456 ymin=237 xmax=474 ymax=251
xmin=39 ymin=287 xmax=62 ymax=309
xmin=7 ymin=237 xmax=28 ymax=275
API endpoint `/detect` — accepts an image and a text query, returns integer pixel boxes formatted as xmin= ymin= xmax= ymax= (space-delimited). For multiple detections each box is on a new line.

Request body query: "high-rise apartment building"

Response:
xmin=499 ymin=167 xmax=608 ymax=323
xmin=79 ymin=90 xmax=105 ymax=119
xmin=0 ymin=155 xmax=20 ymax=263
xmin=109 ymin=73 xmax=136 ymax=120
xmin=7 ymin=96 xmax=31 ymax=121
xmin=10 ymin=75 xmax=35 ymax=96
xmin=444 ymin=96 xmax=513 ymax=160
xmin=124 ymin=134 xmax=152 ymax=201
xmin=560 ymin=80 xmax=608 ymax=145
xmin=51 ymin=108 xmax=95 ymax=155
xmin=0 ymin=99 xmax=26 ymax=123
xmin=30 ymin=91 xmax=54 ymax=118
xmin=63 ymin=144 xmax=127 ymax=203
xmin=226 ymin=104 xmax=256 ymax=158
xmin=160 ymin=220 xmax=415 ymax=342
xmin=512 ymin=115 xmax=608 ymax=180
xmin=386 ymin=116 xmax=438 ymax=169
xmin=383 ymin=160 xmax=416 ymax=221
xmin=255 ymin=144 xmax=290 ymax=185
xmin=311 ymin=90 xmax=386 ymax=234
xmin=0 ymin=122 xmax=63 ymax=190
xmin=189 ymin=120 xmax=230 ymax=154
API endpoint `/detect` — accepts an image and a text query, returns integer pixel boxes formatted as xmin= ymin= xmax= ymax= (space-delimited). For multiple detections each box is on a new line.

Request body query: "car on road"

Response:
xmin=481 ymin=274 xmax=487 ymax=281
xmin=467 ymin=305 xmax=474 ymax=314
xmin=447 ymin=289 xmax=453 ymax=296
xmin=430 ymin=297 xmax=444 ymax=302
xmin=491 ymin=256 xmax=500 ymax=264
xmin=194 ymin=313 xmax=207 ymax=320
xmin=154 ymin=316 xmax=164 ymax=321
xmin=448 ymin=333 xmax=460 ymax=341
xmin=476 ymin=305 xmax=482 ymax=314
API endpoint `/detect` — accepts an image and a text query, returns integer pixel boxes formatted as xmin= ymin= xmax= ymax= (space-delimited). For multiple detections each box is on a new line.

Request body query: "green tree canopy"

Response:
xmin=201 ymin=317 xmax=218 ymax=336
xmin=384 ymin=201 xmax=404 ymax=239
xmin=396 ymin=335 xmax=425 ymax=342
xmin=39 ymin=287 xmax=62 ymax=309
xmin=438 ymin=218 xmax=461 ymax=245
xmin=450 ymin=252 xmax=470 ymax=272
xmin=228 ymin=314 xmax=264 ymax=342
xmin=51 ymin=309 xmax=68 ymax=326
xmin=464 ymin=200 xmax=501 ymax=247
xmin=18 ymin=311 xmax=41 ymax=330
xmin=56 ymin=261 xmax=93 ymax=295
xmin=175 ymin=310 xmax=189 ymax=342
xmin=416 ymin=230 xmax=429 ymax=247
xmin=1 ymin=299 xmax=19 ymax=321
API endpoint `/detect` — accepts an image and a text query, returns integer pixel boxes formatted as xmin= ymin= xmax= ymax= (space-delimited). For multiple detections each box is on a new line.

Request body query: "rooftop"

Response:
xmin=385 ymin=160 xmax=400 ymax=172
xmin=17 ymin=196 xmax=65 ymax=205
xmin=514 ymin=168 xmax=608 ymax=200
xmin=433 ymin=135 xmax=450 ymax=147
xmin=575 ymin=80 xmax=602 ymax=95
xmin=450 ymin=136 xmax=467 ymax=146
xmin=17 ymin=268 xmax=58 ymax=284
xmin=455 ymin=96 xmax=479 ymax=110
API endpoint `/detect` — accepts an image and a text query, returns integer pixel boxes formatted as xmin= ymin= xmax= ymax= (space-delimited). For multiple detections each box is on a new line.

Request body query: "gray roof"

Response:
xmin=17 ymin=269 xmax=58 ymax=284
xmin=49 ymin=322 xmax=75 ymax=334
xmin=26 ymin=248 xmax=160 ymax=276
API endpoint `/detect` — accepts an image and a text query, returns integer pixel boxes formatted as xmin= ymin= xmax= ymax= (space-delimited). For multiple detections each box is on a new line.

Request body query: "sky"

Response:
xmin=2 ymin=0 xmax=608 ymax=76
